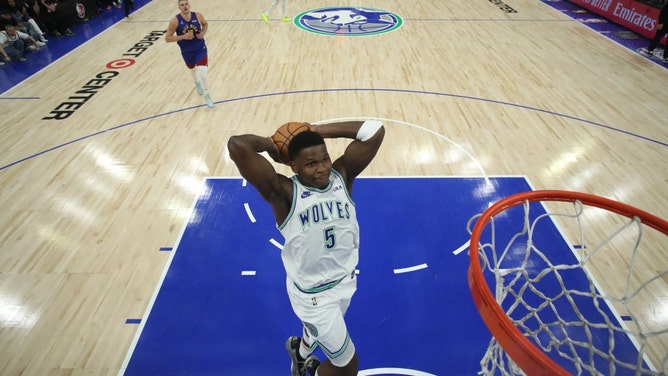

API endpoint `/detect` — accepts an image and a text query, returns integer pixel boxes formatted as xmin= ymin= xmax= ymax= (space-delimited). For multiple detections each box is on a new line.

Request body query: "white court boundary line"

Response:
xmin=117 ymin=182 xmax=203 ymax=375
xmin=394 ymin=263 xmax=429 ymax=274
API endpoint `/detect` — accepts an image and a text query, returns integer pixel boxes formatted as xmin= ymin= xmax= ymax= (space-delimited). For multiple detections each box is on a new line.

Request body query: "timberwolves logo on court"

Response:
xmin=294 ymin=6 xmax=403 ymax=36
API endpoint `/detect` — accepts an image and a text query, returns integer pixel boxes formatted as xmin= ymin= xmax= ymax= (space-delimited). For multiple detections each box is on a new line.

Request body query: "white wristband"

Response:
xmin=356 ymin=120 xmax=383 ymax=142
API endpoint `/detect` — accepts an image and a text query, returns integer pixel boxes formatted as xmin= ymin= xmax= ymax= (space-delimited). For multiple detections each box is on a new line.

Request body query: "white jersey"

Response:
xmin=278 ymin=169 xmax=359 ymax=292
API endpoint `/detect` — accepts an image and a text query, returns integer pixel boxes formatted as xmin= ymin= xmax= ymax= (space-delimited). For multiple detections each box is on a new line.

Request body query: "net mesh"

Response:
xmin=468 ymin=196 xmax=668 ymax=376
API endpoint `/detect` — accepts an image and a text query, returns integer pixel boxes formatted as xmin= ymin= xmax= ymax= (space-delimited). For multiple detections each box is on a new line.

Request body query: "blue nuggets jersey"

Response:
xmin=175 ymin=12 xmax=206 ymax=53
xmin=278 ymin=170 xmax=360 ymax=292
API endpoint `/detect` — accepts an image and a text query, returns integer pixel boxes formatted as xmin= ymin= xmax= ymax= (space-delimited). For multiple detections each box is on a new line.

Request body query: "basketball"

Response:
xmin=271 ymin=122 xmax=310 ymax=162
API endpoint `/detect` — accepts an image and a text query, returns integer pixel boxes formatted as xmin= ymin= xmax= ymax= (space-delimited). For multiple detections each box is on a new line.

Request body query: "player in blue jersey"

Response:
xmin=228 ymin=120 xmax=385 ymax=376
xmin=165 ymin=0 xmax=214 ymax=108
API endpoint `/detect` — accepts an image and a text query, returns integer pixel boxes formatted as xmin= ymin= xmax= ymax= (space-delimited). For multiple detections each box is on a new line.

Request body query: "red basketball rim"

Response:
xmin=467 ymin=190 xmax=668 ymax=375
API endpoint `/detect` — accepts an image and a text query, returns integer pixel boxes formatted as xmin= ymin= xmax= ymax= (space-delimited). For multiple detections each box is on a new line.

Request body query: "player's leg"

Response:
xmin=305 ymin=318 xmax=357 ymax=376
xmin=286 ymin=279 xmax=322 ymax=376
xmin=194 ymin=52 xmax=213 ymax=108
xmin=313 ymin=352 xmax=359 ymax=376
xmin=264 ymin=0 xmax=279 ymax=13
xmin=187 ymin=67 xmax=203 ymax=94
xmin=280 ymin=0 xmax=290 ymax=22
xmin=182 ymin=51 xmax=203 ymax=95
xmin=301 ymin=276 xmax=358 ymax=376
xmin=286 ymin=330 xmax=319 ymax=376
xmin=262 ymin=0 xmax=279 ymax=23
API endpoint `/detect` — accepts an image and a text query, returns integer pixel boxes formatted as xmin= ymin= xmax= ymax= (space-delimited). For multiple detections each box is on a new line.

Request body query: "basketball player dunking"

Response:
xmin=165 ymin=0 xmax=214 ymax=108
xmin=228 ymin=120 xmax=385 ymax=376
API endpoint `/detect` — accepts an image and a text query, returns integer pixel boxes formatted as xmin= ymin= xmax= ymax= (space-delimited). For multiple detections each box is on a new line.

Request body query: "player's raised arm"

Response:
xmin=227 ymin=134 xmax=293 ymax=224
xmin=227 ymin=134 xmax=284 ymax=198
xmin=312 ymin=120 xmax=385 ymax=185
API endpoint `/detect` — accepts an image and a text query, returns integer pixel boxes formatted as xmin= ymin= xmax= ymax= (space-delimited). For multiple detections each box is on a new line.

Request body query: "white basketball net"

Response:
xmin=468 ymin=198 xmax=668 ymax=376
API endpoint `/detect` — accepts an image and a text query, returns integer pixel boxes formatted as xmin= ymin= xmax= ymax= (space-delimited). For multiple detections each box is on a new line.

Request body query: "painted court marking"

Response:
xmin=393 ymin=263 xmax=429 ymax=274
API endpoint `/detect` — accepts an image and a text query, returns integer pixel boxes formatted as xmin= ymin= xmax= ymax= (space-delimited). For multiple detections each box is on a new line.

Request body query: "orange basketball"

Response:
xmin=271 ymin=122 xmax=310 ymax=162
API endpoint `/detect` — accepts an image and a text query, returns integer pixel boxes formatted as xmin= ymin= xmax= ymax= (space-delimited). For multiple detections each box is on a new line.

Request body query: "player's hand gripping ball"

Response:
xmin=271 ymin=122 xmax=311 ymax=163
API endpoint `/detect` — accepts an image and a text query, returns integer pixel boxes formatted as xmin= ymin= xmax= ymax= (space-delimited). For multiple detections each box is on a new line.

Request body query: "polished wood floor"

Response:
xmin=0 ymin=0 xmax=666 ymax=374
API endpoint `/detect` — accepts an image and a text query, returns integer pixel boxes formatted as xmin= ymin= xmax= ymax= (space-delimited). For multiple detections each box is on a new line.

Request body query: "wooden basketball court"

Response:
xmin=0 ymin=0 xmax=666 ymax=374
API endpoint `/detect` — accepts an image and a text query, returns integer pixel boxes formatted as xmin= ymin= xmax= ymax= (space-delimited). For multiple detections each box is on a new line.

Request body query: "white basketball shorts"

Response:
xmin=286 ymin=273 xmax=357 ymax=367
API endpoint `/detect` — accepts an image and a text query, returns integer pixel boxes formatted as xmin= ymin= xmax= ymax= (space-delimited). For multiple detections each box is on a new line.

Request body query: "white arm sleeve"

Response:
xmin=355 ymin=120 xmax=383 ymax=142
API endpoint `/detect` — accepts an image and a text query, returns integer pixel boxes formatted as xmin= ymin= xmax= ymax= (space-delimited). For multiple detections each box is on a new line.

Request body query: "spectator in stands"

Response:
xmin=0 ymin=24 xmax=41 ymax=62
xmin=0 ymin=3 xmax=22 ymax=25
xmin=644 ymin=2 xmax=668 ymax=63
xmin=0 ymin=9 xmax=13 ymax=29
xmin=123 ymin=0 xmax=133 ymax=17
xmin=17 ymin=1 xmax=47 ymax=34
xmin=0 ymin=17 xmax=7 ymax=65
xmin=35 ymin=0 xmax=74 ymax=38
xmin=98 ymin=0 xmax=120 ymax=11
xmin=2 ymin=0 xmax=48 ymax=44
xmin=97 ymin=0 xmax=132 ymax=17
